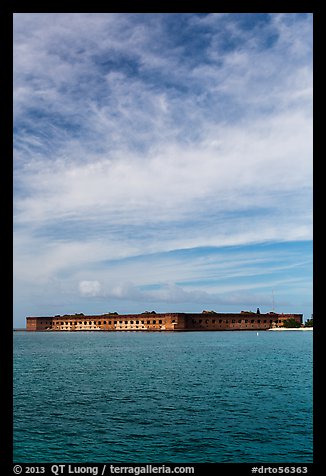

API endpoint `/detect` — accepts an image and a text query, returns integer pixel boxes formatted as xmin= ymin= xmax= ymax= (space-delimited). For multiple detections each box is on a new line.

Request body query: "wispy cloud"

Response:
xmin=13 ymin=13 xmax=313 ymax=324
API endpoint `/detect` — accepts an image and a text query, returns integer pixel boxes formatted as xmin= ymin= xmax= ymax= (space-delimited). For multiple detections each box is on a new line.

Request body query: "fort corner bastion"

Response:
xmin=26 ymin=310 xmax=303 ymax=331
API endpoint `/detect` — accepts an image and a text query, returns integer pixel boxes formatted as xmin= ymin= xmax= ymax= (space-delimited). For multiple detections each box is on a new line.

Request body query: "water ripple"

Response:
xmin=14 ymin=331 xmax=313 ymax=463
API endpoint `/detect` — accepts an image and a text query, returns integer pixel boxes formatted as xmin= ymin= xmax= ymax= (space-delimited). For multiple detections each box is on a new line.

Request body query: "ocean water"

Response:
xmin=13 ymin=330 xmax=313 ymax=463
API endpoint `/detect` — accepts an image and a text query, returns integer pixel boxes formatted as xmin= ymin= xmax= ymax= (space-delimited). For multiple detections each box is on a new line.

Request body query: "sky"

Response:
xmin=13 ymin=13 xmax=313 ymax=327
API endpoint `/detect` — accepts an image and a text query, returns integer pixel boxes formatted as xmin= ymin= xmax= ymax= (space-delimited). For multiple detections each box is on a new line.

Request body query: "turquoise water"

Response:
xmin=13 ymin=331 xmax=313 ymax=463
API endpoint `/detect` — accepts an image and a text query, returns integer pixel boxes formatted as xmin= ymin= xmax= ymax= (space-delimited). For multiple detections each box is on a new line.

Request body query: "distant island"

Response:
xmin=25 ymin=310 xmax=307 ymax=331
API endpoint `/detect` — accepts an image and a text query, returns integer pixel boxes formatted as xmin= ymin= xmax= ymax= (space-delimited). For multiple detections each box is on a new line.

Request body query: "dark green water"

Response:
xmin=13 ymin=331 xmax=313 ymax=463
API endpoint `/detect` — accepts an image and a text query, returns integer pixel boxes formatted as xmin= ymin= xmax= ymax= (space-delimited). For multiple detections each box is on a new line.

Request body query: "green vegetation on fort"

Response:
xmin=283 ymin=318 xmax=301 ymax=328
xmin=304 ymin=317 xmax=313 ymax=327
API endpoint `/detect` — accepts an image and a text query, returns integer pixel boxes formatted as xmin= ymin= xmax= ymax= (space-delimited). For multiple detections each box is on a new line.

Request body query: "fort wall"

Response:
xmin=26 ymin=312 xmax=303 ymax=331
xmin=184 ymin=312 xmax=302 ymax=330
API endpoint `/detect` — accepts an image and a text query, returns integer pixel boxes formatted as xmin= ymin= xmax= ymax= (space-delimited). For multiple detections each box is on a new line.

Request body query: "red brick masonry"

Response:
xmin=26 ymin=311 xmax=303 ymax=331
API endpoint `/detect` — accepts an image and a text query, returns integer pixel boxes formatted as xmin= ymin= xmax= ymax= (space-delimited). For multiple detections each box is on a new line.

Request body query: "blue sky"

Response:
xmin=13 ymin=13 xmax=313 ymax=326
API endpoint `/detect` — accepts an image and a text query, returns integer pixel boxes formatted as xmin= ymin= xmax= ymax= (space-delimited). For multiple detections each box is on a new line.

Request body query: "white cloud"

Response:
xmin=13 ymin=111 xmax=312 ymax=267
xmin=79 ymin=280 xmax=102 ymax=297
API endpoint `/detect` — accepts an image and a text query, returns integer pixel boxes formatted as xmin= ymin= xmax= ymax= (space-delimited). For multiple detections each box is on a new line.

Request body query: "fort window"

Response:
xmin=109 ymin=321 xmax=111 ymax=324
xmin=219 ymin=320 xmax=222 ymax=323
xmin=172 ymin=320 xmax=175 ymax=323
xmin=114 ymin=321 xmax=117 ymax=324
xmin=245 ymin=319 xmax=248 ymax=323
xmin=232 ymin=320 xmax=235 ymax=323
xmin=152 ymin=320 xmax=156 ymax=324
xmin=199 ymin=320 xmax=202 ymax=323
xmin=251 ymin=319 xmax=255 ymax=323
xmin=212 ymin=320 xmax=215 ymax=323
xmin=238 ymin=320 xmax=241 ymax=323
xmin=103 ymin=321 xmax=106 ymax=324
xmin=141 ymin=321 xmax=144 ymax=324
xmin=98 ymin=321 xmax=101 ymax=325
xmin=136 ymin=321 xmax=139 ymax=324
xmin=84 ymin=321 xmax=87 ymax=325
xmin=130 ymin=321 xmax=134 ymax=324
xmin=205 ymin=319 xmax=209 ymax=324
xmin=159 ymin=320 xmax=162 ymax=324
xmin=147 ymin=320 xmax=150 ymax=324
xmin=269 ymin=320 xmax=273 ymax=323
xmin=257 ymin=320 xmax=261 ymax=323
xmin=125 ymin=321 xmax=128 ymax=324
xmin=264 ymin=320 xmax=267 ymax=323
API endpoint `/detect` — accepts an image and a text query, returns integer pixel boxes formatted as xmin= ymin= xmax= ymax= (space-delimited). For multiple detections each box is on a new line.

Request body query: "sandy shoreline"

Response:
xmin=267 ymin=327 xmax=313 ymax=331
